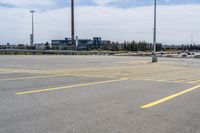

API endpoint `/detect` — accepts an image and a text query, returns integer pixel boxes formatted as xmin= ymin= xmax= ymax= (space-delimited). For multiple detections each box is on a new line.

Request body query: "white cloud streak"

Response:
xmin=94 ymin=0 xmax=130 ymax=6
xmin=0 ymin=0 xmax=56 ymax=9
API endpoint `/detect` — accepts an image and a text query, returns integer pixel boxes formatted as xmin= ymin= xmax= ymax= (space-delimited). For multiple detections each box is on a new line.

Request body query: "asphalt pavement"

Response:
xmin=0 ymin=55 xmax=200 ymax=133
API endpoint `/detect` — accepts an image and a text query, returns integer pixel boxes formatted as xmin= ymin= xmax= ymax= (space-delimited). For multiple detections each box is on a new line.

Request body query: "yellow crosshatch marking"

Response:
xmin=141 ymin=84 xmax=200 ymax=109
xmin=16 ymin=78 xmax=128 ymax=95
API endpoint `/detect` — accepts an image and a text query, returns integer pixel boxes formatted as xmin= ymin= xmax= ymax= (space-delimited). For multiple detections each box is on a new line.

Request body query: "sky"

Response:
xmin=0 ymin=0 xmax=200 ymax=45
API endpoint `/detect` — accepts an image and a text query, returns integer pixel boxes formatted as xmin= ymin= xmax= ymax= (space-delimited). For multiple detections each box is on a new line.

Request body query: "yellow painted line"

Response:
xmin=153 ymin=79 xmax=172 ymax=82
xmin=133 ymin=76 xmax=199 ymax=84
xmin=0 ymin=74 xmax=70 ymax=81
xmin=141 ymin=84 xmax=200 ymax=109
xmin=130 ymin=77 xmax=140 ymax=80
xmin=131 ymin=78 xmax=165 ymax=82
xmin=116 ymin=61 xmax=148 ymax=64
xmin=131 ymin=78 xmax=179 ymax=83
xmin=16 ymin=78 xmax=129 ymax=95
xmin=175 ymin=76 xmax=200 ymax=83
xmin=135 ymin=77 xmax=194 ymax=84
xmin=71 ymin=74 xmax=115 ymax=79
xmin=174 ymin=79 xmax=193 ymax=83
xmin=0 ymin=71 xmax=21 ymax=74
xmin=0 ymin=73 xmax=115 ymax=82
xmin=188 ymin=79 xmax=200 ymax=84
xmin=173 ymin=77 xmax=200 ymax=83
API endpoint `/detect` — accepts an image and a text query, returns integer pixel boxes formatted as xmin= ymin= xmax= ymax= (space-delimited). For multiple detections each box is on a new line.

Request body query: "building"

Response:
xmin=77 ymin=39 xmax=93 ymax=50
xmin=93 ymin=37 xmax=101 ymax=45
xmin=51 ymin=37 xmax=105 ymax=50
xmin=51 ymin=38 xmax=73 ymax=50
xmin=0 ymin=44 xmax=17 ymax=49
xmin=17 ymin=44 xmax=26 ymax=49
xmin=35 ymin=43 xmax=46 ymax=50
xmin=101 ymin=40 xmax=111 ymax=44
xmin=51 ymin=38 xmax=68 ymax=48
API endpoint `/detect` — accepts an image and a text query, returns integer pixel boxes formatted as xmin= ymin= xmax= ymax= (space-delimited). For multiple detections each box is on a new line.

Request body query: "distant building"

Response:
xmin=78 ymin=39 xmax=93 ymax=50
xmin=35 ymin=43 xmax=46 ymax=50
xmin=17 ymin=44 xmax=26 ymax=49
xmin=0 ymin=44 xmax=16 ymax=49
xmin=51 ymin=38 xmax=73 ymax=50
xmin=52 ymin=39 xmax=67 ymax=48
xmin=51 ymin=37 xmax=105 ymax=50
xmin=93 ymin=37 xmax=101 ymax=44
xmin=102 ymin=40 xmax=111 ymax=44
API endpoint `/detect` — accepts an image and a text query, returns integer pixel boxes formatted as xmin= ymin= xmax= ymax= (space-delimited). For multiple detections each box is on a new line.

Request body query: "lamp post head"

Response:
xmin=30 ymin=10 xmax=35 ymax=13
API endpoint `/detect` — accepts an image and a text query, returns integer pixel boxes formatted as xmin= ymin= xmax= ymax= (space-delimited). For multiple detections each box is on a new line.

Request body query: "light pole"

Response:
xmin=71 ymin=0 xmax=75 ymax=46
xmin=30 ymin=10 xmax=35 ymax=46
xmin=152 ymin=0 xmax=158 ymax=62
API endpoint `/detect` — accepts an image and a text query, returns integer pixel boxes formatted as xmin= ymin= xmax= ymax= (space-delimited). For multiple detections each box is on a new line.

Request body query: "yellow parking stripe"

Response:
xmin=16 ymin=78 xmax=128 ymax=95
xmin=131 ymin=78 xmax=187 ymax=83
xmin=188 ymin=80 xmax=200 ymax=84
xmin=0 ymin=74 xmax=70 ymax=81
xmin=141 ymin=84 xmax=200 ymax=108
xmin=174 ymin=77 xmax=200 ymax=83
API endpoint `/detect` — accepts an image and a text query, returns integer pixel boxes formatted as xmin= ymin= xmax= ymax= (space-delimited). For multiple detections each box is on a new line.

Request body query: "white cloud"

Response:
xmin=0 ymin=5 xmax=200 ymax=45
xmin=94 ymin=0 xmax=119 ymax=6
xmin=94 ymin=0 xmax=130 ymax=6
xmin=0 ymin=0 xmax=55 ymax=8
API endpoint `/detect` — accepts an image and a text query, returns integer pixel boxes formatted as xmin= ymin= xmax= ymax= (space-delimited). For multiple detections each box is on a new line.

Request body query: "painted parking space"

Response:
xmin=1 ymin=55 xmax=200 ymax=133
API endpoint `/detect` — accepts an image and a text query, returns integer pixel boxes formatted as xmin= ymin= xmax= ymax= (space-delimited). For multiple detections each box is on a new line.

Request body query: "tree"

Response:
xmin=45 ymin=42 xmax=50 ymax=50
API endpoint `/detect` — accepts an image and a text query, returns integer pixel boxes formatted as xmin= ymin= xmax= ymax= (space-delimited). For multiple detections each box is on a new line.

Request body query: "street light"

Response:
xmin=152 ymin=0 xmax=158 ymax=62
xmin=71 ymin=0 xmax=75 ymax=46
xmin=30 ymin=10 xmax=35 ymax=46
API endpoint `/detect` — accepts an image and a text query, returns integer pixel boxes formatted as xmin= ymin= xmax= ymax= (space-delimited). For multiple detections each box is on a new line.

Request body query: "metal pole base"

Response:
xmin=152 ymin=55 xmax=158 ymax=63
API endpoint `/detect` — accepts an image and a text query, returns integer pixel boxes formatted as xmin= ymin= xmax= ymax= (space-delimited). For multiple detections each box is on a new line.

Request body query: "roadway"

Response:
xmin=0 ymin=55 xmax=200 ymax=133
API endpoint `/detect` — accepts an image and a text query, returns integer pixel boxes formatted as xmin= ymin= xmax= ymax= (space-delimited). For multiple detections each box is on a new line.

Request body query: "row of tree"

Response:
xmin=87 ymin=41 xmax=200 ymax=51
xmin=162 ymin=44 xmax=200 ymax=51
xmin=87 ymin=41 xmax=162 ymax=51
xmin=1 ymin=41 xmax=200 ymax=51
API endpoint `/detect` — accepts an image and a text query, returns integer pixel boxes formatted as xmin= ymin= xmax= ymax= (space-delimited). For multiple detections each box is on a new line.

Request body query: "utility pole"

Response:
xmin=71 ymin=0 xmax=75 ymax=46
xmin=30 ymin=10 xmax=35 ymax=46
xmin=152 ymin=0 xmax=158 ymax=62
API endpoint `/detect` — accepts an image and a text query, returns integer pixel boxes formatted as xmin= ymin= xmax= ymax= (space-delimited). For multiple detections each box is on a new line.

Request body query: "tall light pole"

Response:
xmin=71 ymin=0 xmax=75 ymax=46
xmin=152 ymin=0 xmax=158 ymax=62
xmin=30 ymin=10 xmax=35 ymax=46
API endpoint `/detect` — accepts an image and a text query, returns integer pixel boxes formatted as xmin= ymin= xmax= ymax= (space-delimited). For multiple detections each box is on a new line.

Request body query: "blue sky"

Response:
xmin=0 ymin=0 xmax=200 ymax=44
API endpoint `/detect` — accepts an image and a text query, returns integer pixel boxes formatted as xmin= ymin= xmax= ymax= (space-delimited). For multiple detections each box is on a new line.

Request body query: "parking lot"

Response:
xmin=0 ymin=55 xmax=200 ymax=133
